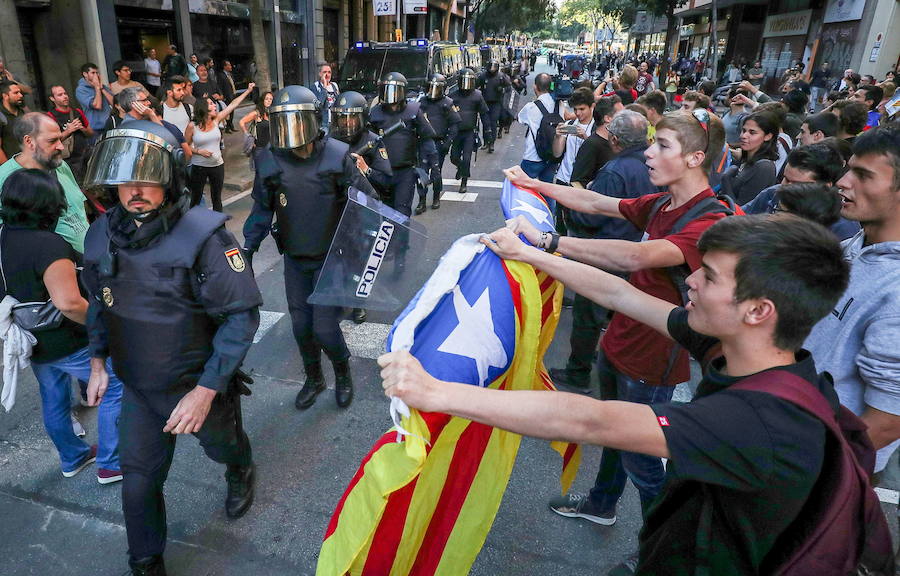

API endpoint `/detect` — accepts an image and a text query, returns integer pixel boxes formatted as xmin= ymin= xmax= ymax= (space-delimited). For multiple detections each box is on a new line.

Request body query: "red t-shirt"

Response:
xmin=601 ymin=189 xmax=727 ymax=385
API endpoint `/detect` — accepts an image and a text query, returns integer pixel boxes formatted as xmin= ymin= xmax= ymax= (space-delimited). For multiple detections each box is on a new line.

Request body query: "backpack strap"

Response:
xmin=182 ymin=101 xmax=192 ymax=120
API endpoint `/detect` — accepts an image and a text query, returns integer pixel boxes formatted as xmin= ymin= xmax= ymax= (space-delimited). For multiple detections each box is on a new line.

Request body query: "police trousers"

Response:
xmin=283 ymin=255 xmax=350 ymax=368
xmin=419 ymin=139 xmax=447 ymax=199
xmin=120 ymin=384 xmax=251 ymax=560
xmin=385 ymin=166 xmax=417 ymax=217
xmin=484 ymin=101 xmax=503 ymax=145
xmin=451 ymin=131 xmax=477 ymax=179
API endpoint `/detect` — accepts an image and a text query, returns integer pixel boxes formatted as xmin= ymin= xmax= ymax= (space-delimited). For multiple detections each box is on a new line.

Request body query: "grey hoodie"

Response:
xmin=805 ymin=230 xmax=900 ymax=471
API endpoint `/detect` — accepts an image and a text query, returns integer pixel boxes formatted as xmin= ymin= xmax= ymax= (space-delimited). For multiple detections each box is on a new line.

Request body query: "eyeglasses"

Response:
xmin=691 ymin=108 xmax=710 ymax=151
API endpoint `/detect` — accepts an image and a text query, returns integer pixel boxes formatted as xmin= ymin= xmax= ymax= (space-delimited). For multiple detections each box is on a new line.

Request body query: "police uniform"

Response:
xmin=243 ymin=85 xmax=376 ymax=411
xmin=478 ymin=65 xmax=510 ymax=150
xmin=348 ymin=130 xmax=392 ymax=196
xmin=451 ymin=84 xmax=489 ymax=188
xmin=419 ymin=94 xmax=461 ymax=206
xmin=80 ymin=121 xmax=261 ymax=575
xmin=368 ymin=72 xmax=436 ymax=217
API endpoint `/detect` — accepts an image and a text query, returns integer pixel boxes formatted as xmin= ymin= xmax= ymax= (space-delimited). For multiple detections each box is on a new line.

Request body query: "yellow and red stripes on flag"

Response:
xmin=317 ymin=259 xmax=578 ymax=576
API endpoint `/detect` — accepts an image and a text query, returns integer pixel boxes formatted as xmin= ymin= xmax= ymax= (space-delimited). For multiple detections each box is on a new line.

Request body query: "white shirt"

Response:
xmin=144 ymin=58 xmax=161 ymax=87
xmin=162 ymin=102 xmax=192 ymax=134
xmin=555 ymin=119 xmax=594 ymax=184
xmin=518 ymin=93 xmax=557 ymax=162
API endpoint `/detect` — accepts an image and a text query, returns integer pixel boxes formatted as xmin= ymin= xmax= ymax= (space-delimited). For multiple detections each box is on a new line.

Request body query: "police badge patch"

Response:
xmin=225 ymin=248 xmax=246 ymax=272
xmin=102 ymin=287 xmax=114 ymax=307
xmin=379 ymin=147 xmax=388 ymax=160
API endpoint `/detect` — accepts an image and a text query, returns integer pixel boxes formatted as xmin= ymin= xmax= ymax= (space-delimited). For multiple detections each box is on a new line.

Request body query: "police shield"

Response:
xmin=308 ymin=188 xmax=427 ymax=311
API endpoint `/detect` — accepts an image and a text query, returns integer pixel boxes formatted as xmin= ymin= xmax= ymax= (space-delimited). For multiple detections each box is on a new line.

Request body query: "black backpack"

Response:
xmin=531 ymin=99 xmax=564 ymax=163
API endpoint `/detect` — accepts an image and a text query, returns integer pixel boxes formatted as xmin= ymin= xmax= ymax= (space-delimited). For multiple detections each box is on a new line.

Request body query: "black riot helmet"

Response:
xmin=426 ymin=74 xmax=447 ymax=100
xmin=459 ymin=68 xmax=477 ymax=92
xmin=83 ymin=119 xmax=188 ymax=219
xmin=330 ymin=91 xmax=368 ymax=143
xmin=269 ymin=85 xmax=321 ymax=150
xmin=488 ymin=60 xmax=500 ymax=75
xmin=379 ymin=71 xmax=408 ymax=105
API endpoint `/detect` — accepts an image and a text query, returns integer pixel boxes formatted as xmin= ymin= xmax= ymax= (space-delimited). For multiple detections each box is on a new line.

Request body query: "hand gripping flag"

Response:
xmin=317 ymin=181 xmax=580 ymax=576
xmin=500 ymin=178 xmax=556 ymax=234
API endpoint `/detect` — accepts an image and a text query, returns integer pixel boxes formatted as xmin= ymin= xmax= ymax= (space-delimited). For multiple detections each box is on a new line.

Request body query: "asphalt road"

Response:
xmin=1 ymin=60 xmax=896 ymax=576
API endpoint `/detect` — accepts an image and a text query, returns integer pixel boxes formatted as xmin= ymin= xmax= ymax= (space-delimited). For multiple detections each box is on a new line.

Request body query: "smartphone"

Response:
xmin=559 ymin=124 xmax=580 ymax=134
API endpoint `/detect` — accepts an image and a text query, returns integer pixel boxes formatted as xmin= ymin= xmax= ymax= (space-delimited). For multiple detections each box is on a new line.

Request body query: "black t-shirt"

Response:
xmin=636 ymin=307 xmax=835 ymax=574
xmin=0 ymin=226 xmax=88 ymax=363
xmin=569 ymin=133 xmax=613 ymax=188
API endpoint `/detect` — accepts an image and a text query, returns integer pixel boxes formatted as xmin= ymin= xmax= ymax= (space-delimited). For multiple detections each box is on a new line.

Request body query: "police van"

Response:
xmin=339 ymin=39 xmax=469 ymax=102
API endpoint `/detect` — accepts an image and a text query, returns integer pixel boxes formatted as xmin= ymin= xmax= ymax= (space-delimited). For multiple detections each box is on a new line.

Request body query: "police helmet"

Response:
xmin=459 ymin=68 xmax=477 ymax=92
xmin=330 ymin=91 xmax=368 ymax=143
xmin=83 ymin=119 xmax=186 ymax=196
xmin=269 ymin=85 xmax=321 ymax=150
xmin=426 ymin=74 xmax=447 ymax=100
xmin=379 ymin=72 xmax=408 ymax=105
xmin=488 ymin=60 xmax=500 ymax=75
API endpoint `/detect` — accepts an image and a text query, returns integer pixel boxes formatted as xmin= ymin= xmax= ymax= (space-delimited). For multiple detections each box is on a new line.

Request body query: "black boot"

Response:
xmin=431 ymin=192 xmax=441 ymax=209
xmin=352 ymin=308 xmax=367 ymax=324
xmin=130 ymin=556 xmax=167 ymax=576
xmin=295 ymin=364 xmax=326 ymax=409
xmin=415 ymin=196 xmax=427 ymax=215
xmin=334 ymin=360 xmax=354 ymax=408
xmin=225 ymin=462 xmax=255 ymax=519
xmin=459 ymin=178 xmax=468 ymax=194
xmin=488 ymin=143 xmax=495 ymax=153
xmin=497 ymin=130 xmax=503 ymax=140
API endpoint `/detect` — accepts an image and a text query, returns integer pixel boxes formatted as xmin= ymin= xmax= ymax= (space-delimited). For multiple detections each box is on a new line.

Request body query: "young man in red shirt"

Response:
xmin=501 ymin=109 xmax=729 ymax=532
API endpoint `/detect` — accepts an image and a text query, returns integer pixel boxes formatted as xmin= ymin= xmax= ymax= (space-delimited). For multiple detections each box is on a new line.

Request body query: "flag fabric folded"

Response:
xmin=317 ymin=183 xmax=580 ymax=576
xmin=500 ymin=178 xmax=556 ymax=234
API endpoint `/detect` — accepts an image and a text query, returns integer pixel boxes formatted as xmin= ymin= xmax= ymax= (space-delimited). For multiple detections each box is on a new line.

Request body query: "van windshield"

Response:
xmin=340 ymin=50 xmax=428 ymax=95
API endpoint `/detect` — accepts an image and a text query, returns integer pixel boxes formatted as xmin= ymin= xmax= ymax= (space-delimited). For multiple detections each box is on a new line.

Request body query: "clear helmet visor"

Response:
xmin=270 ymin=109 xmax=320 ymax=150
xmin=83 ymin=129 xmax=174 ymax=189
xmin=329 ymin=111 xmax=365 ymax=142
xmin=459 ymin=75 xmax=476 ymax=91
xmin=380 ymin=83 xmax=406 ymax=104
xmin=427 ymin=81 xmax=445 ymax=100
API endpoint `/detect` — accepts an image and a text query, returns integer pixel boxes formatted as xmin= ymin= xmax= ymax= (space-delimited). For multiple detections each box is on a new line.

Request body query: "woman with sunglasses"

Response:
xmin=724 ymin=110 xmax=780 ymax=205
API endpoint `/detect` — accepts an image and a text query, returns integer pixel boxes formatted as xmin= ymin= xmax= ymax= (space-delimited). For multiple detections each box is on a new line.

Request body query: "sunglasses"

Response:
xmin=691 ymin=108 xmax=710 ymax=151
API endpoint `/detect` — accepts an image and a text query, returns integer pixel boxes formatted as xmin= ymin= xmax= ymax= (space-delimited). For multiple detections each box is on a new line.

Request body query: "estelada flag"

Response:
xmin=317 ymin=225 xmax=580 ymax=574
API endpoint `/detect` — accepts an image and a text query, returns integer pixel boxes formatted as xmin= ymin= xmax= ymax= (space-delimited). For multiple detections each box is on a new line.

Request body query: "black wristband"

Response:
xmin=545 ymin=233 xmax=560 ymax=253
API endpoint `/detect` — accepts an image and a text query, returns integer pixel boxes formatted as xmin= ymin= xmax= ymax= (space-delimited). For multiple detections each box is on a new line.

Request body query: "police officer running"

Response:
xmin=450 ymin=68 xmax=489 ymax=194
xmin=329 ymin=90 xmax=393 ymax=325
xmin=81 ymin=120 xmax=262 ymax=576
xmin=243 ymin=86 xmax=377 ymax=412
xmin=478 ymin=60 xmax=510 ymax=153
xmin=416 ymin=73 xmax=460 ymax=214
xmin=368 ymin=72 xmax=436 ymax=217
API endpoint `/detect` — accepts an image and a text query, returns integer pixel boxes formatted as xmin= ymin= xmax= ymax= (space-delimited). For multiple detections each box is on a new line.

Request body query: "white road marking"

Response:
xmin=253 ymin=311 xmax=285 ymax=343
xmin=875 ymin=487 xmax=899 ymax=505
xmin=223 ymin=187 xmax=253 ymax=207
xmin=444 ymin=179 xmax=504 ymax=189
xmin=440 ymin=191 xmax=479 ymax=202
xmin=252 ymin=312 xmax=391 ymax=359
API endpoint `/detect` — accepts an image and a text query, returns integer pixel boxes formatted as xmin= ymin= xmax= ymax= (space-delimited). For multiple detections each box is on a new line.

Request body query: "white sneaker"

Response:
xmin=71 ymin=414 xmax=86 ymax=437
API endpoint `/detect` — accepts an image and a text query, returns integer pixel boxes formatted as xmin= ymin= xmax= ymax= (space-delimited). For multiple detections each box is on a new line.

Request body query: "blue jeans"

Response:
xmin=520 ymin=159 xmax=559 ymax=213
xmin=588 ymin=353 xmax=675 ymax=518
xmin=31 ymin=347 xmax=123 ymax=472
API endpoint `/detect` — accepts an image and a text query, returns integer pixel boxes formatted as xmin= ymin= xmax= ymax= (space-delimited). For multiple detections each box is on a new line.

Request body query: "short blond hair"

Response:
xmin=656 ymin=111 xmax=725 ymax=174
xmin=618 ymin=65 xmax=638 ymax=89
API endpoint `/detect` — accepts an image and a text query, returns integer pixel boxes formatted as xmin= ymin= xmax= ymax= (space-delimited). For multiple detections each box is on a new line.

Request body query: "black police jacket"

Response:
xmin=83 ymin=205 xmax=262 ymax=393
xmin=420 ymin=96 xmax=461 ymax=141
xmin=368 ymin=100 xmax=436 ymax=169
xmin=452 ymin=89 xmax=489 ymax=132
xmin=349 ymin=130 xmax=393 ymax=194
xmin=479 ymin=72 xmax=510 ymax=103
xmin=243 ymin=135 xmax=376 ymax=257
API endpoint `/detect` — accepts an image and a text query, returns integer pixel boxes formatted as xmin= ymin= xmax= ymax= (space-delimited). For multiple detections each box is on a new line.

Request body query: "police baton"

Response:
xmin=351 ymin=121 xmax=405 ymax=156
xmin=230 ymin=369 xmax=253 ymax=451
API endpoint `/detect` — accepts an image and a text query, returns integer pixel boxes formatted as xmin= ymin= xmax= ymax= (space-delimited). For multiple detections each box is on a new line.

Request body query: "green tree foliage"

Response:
xmin=557 ymin=0 xmax=635 ymax=39
xmin=473 ymin=0 xmax=555 ymax=37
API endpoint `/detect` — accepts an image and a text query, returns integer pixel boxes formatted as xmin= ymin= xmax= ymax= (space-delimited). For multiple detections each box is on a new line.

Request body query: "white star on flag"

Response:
xmin=512 ymin=198 xmax=551 ymax=226
xmin=437 ymin=285 xmax=508 ymax=386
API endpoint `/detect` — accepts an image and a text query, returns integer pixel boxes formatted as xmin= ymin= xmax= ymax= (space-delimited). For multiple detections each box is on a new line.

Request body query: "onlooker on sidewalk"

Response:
xmin=636 ymin=90 xmax=665 ymax=142
xmin=75 ymin=63 xmax=113 ymax=144
xmin=806 ymin=124 xmax=900 ymax=474
xmin=852 ymin=84 xmax=883 ymax=130
xmin=634 ymin=61 xmax=655 ymax=97
xmin=186 ymin=84 xmax=255 ymax=211
xmin=0 ymin=169 xmax=123 ymax=483
xmin=0 ymin=81 xmax=29 ymax=165
xmin=0 ymin=57 xmax=32 ymax=95
xmin=569 ymin=95 xmax=620 ymax=188
xmin=46 ymin=85 xmax=94 ymax=185
xmin=0 ymin=113 xmax=89 ymax=253
xmin=143 ymin=48 xmax=162 ymax=95
xmin=162 ymin=44 xmax=188 ymax=85
xmin=119 ymin=87 xmax=192 ymax=163
xmin=551 ymin=110 xmax=657 ymax=393
xmin=831 ymin=99 xmax=868 ymax=143
xmin=109 ymin=61 xmax=143 ymax=96
xmin=160 ymin=76 xmax=193 ymax=135
xmin=723 ymin=110 xmax=779 ymax=204
xmin=551 ymin=87 xmax=595 ymax=233
xmin=218 ymin=60 xmax=238 ymax=133
xmin=798 ymin=111 xmax=840 ymax=145
xmin=517 ymin=73 xmax=560 ymax=183
xmin=239 ymin=91 xmax=272 ymax=169
xmin=810 ymin=62 xmax=831 ymax=112
xmin=311 ymin=62 xmax=340 ymax=131
xmin=187 ymin=53 xmax=201 ymax=83
xmin=193 ymin=64 xmax=221 ymax=103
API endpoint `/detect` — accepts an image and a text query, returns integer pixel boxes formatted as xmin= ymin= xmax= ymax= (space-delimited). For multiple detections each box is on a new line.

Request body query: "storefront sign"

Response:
xmin=374 ymin=0 xmax=395 ymax=16
xmin=680 ymin=24 xmax=695 ymax=36
xmin=403 ymin=0 xmax=427 ymax=14
xmin=632 ymin=11 xmax=654 ymax=34
xmin=824 ymin=0 xmax=865 ymax=24
xmin=763 ymin=10 xmax=812 ymax=38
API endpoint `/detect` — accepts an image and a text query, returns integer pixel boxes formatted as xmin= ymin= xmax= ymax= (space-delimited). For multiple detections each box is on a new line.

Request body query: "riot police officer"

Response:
xmin=450 ymin=68 xmax=488 ymax=194
xmin=416 ymin=73 xmax=461 ymax=214
xmin=478 ymin=60 xmax=510 ymax=153
xmin=329 ymin=90 xmax=393 ymax=325
xmin=368 ymin=72 xmax=436 ymax=217
xmin=242 ymin=85 xmax=376 ymax=412
xmin=81 ymin=120 xmax=262 ymax=576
